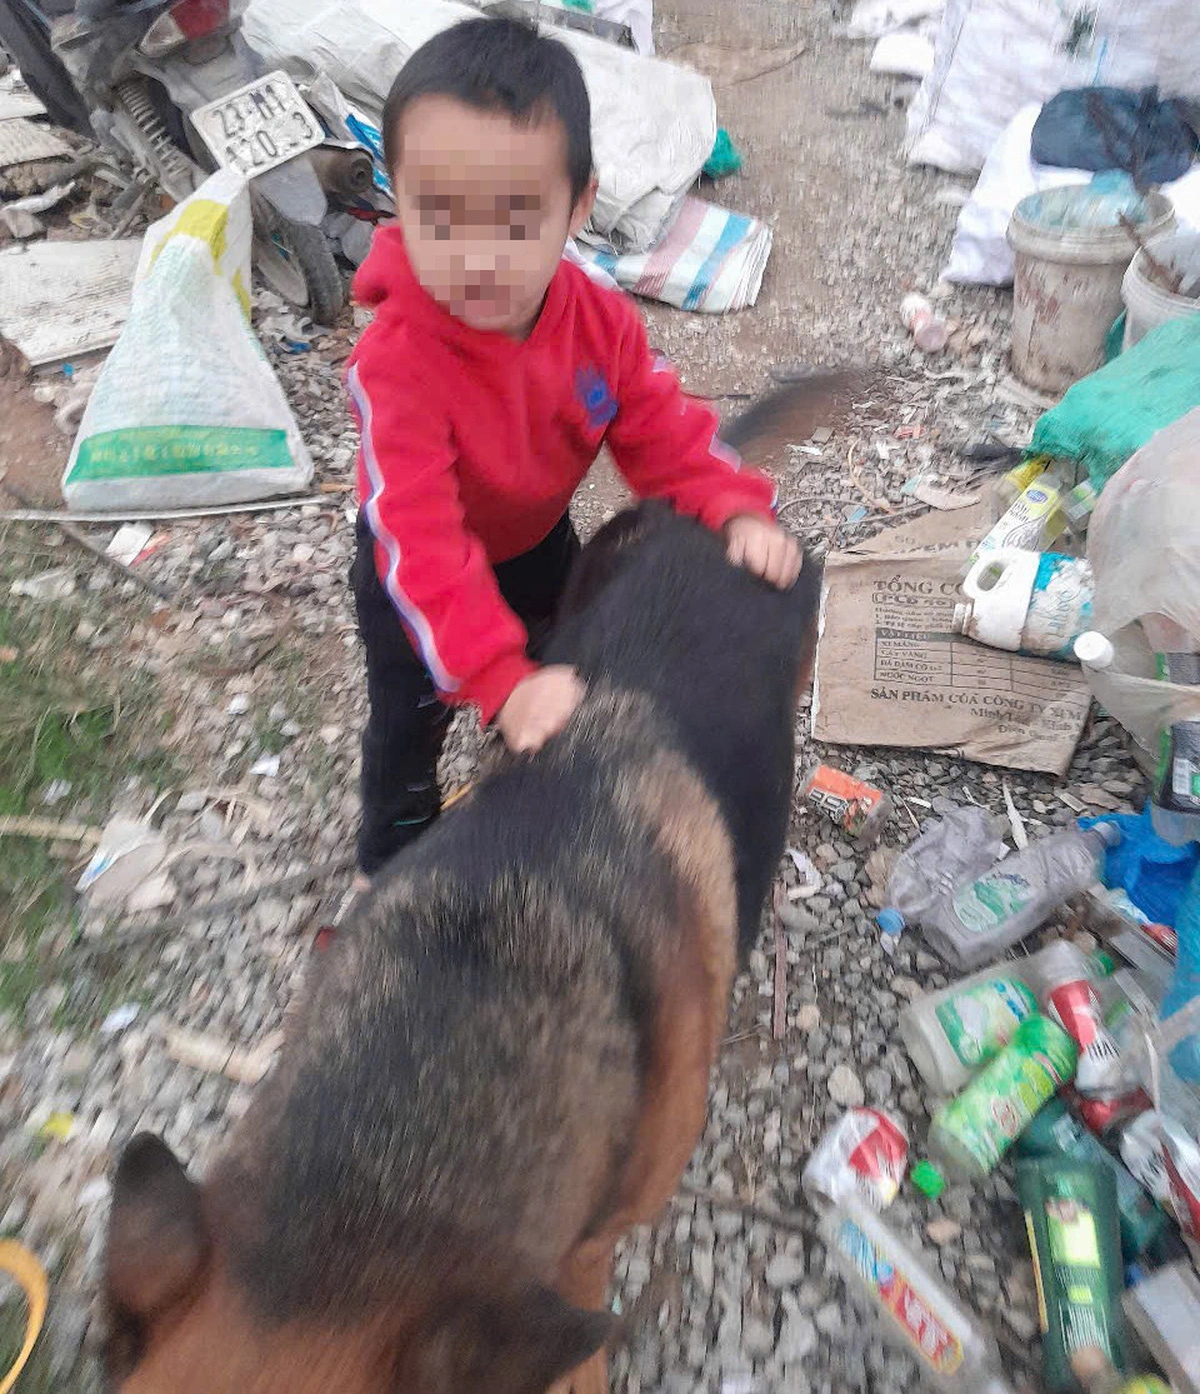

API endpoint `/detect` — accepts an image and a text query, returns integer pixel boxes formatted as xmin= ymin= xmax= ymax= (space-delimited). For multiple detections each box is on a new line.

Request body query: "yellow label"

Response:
xmin=1024 ymin=1210 xmax=1050 ymax=1334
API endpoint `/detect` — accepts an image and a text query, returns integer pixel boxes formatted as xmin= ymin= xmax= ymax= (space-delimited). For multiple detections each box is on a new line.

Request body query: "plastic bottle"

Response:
xmin=922 ymin=823 xmax=1121 ymax=971
xmin=954 ymin=549 xmax=1093 ymax=661
xmin=926 ymin=1013 xmax=1078 ymax=1181
xmin=1122 ymin=1261 xmax=1200 ymax=1394
xmin=900 ymin=292 xmax=949 ymax=353
xmin=1015 ymin=1097 xmax=1168 ymax=1261
xmin=818 ymin=1196 xmax=1016 ymax=1393
xmin=877 ymin=804 xmax=1007 ymax=942
xmin=1016 ymin=1157 xmax=1129 ymax=1393
xmin=1028 ymin=940 xmax=1127 ymax=1097
xmin=990 ymin=455 xmax=1048 ymax=520
xmin=969 ymin=461 xmax=1072 ymax=565
xmin=899 ymin=942 xmax=1111 ymax=1096
xmin=1161 ymin=859 xmax=1200 ymax=1082
xmin=900 ymin=962 xmax=1039 ymax=1095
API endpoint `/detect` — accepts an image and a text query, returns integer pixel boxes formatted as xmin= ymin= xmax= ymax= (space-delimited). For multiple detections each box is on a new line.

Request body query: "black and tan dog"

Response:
xmin=102 ymin=383 xmax=834 ymax=1394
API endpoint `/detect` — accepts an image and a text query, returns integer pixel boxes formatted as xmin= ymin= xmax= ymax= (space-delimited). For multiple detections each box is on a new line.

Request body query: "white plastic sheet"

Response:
xmin=907 ymin=0 xmax=1200 ymax=177
xmin=243 ymin=0 xmax=714 ymax=253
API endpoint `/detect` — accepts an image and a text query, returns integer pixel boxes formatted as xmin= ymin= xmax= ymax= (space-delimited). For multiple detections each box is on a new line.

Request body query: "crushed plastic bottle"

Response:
xmin=922 ymin=823 xmax=1122 ymax=971
xmin=876 ymin=804 xmax=1007 ymax=948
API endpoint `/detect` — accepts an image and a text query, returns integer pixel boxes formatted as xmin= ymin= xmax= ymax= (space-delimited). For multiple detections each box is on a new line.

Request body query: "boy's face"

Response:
xmin=392 ymin=94 xmax=596 ymax=338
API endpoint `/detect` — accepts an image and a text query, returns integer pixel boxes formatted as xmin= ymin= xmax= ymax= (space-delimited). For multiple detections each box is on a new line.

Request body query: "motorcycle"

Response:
xmin=21 ymin=0 xmax=348 ymax=323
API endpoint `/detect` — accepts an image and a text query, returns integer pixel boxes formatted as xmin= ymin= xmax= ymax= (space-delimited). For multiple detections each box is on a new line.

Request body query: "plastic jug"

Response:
xmin=955 ymin=549 xmax=1093 ymax=660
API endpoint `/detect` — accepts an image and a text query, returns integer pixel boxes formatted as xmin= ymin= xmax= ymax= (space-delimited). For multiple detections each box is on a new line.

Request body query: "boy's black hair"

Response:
xmin=382 ymin=16 xmax=594 ymax=205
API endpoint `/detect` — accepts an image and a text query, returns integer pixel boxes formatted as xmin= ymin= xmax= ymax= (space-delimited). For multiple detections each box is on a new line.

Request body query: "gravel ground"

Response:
xmin=0 ymin=5 xmax=1152 ymax=1391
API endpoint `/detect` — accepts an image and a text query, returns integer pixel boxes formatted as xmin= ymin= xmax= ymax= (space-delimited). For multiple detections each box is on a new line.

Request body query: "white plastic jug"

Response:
xmin=955 ymin=548 xmax=1093 ymax=660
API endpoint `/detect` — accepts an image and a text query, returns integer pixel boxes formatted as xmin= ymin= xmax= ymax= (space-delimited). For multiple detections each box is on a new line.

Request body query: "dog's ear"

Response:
xmin=106 ymin=1133 xmax=210 ymax=1319
xmin=407 ymin=1283 xmax=611 ymax=1394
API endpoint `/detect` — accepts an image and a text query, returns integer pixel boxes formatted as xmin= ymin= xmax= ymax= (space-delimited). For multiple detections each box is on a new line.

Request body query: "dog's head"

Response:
xmin=103 ymin=1133 xmax=610 ymax=1394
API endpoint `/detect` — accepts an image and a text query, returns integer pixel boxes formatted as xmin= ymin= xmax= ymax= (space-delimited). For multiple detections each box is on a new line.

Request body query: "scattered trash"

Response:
xmin=875 ymin=803 xmax=1006 ymax=951
xmin=1032 ymin=939 xmax=1128 ymax=1096
xmin=0 ymin=114 xmax=70 ymax=167
xmin=26 ymin=1107 xmax=76 ymax=1143
xmin=899 ymin=291 xmax=948 ymax=351
xmin=0 ymin=178 xmax=75 ymax=239
xmin=1016 ymin=1157 xmax=1128 ymax=1392
xmin=10 ymin=566 xmax=75 ymax=601
xmin=925 ymin=823 xmax=1119 ymax=970
xmin=574 ymin=195 xmax=773 ymax=312
xmin=800 ymin=763 xmax=891 ymax=842
xmin=926 ymin=1012 xmax=1078 ymax=1180
xmin=900 ymin=958 xmax=1038 ymax=1094
xmin=909 ymin=479 xmax=981 ymax=510
xmin=814 ymin=519 xmax=1092 ymax=776
xmin=104 ymin=522 xmax=154 ymax=567
xmin=1016 ymin=1097 xmax=1168 ymax=1260
xmin=818 ymin=1197 xmax=1016 ymax=1391
xmin=969 ymin=460 xmax=1074 ymax=562
xmin=64 ymin=169 xmax=314 ymax=511
xmin=76 ymin=813 xmax=169 ymax=907
xmin=955 ymin=550 xmax=1094 ymax=660
xmin=0 ymin=1237 xmax=48 ymax=1394
xmin=99 ymin=1004 xmax=140 ymax=1036
xmin=801 ymin=1108 xmax=909 ymax=1210
xmin=785 ymin=847 xmax=822 ymax=898
xmin=703 ymin=127 xmax=742 ymax=179
xmin=0 ymin=239 xmax=141 ymax=367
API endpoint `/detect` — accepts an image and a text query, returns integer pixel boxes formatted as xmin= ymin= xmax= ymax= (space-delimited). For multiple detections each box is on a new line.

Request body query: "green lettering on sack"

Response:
xmin=70 ymin=427 xmax=293 ymax=480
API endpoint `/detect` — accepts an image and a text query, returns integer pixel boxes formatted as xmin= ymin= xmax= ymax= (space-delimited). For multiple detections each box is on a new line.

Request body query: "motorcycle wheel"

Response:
xmin=254 ymin=211 xmax=346 ymax=327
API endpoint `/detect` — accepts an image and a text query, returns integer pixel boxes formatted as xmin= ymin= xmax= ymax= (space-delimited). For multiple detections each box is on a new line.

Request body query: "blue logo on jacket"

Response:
xmin=575 ymin=366 xmax=618 ymax=431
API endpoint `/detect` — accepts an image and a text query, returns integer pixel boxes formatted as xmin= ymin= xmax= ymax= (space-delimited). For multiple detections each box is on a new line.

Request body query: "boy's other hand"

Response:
xmin=724 ymin=514 xmax=803 ymax=589
xmin=496 ymin=666 xmax=585 ymax=754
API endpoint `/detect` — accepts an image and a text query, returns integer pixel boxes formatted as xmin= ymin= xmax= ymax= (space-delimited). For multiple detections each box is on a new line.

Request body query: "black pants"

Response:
xmin=350 ymin=512 xmax=581 ymax=875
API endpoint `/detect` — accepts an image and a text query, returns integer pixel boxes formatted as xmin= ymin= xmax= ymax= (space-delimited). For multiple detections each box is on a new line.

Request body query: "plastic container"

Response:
xmin=990 ymin=456 xmax=1048 ymax=520
xmin=899 ymin=962 xmax=1039 ymax=1095
xmin=1121 ymin=230 xmax=1200 ymax=351
xmin=800 ymin=764 xmax=890 ymax=842
xmin=1016 ymin=1157 xmax=1129 ymax=1393
xmin=927 ymin=1013 xmax=1078 ymax=1181
xmin=818 ymin=1197 xmax=1016 ymax=1394
xmin=900 ymin=942 xmax=1113 ymax=1096
xmin=1029 ymin=940 xmax=1126 ymax=1097
xmin=1007 ymin=185 xmax=1174 ymax=395
xmin=970 ymin=461 xmax=1073 ymax=564
xmin=900 ymin=292 xmax=949 ymax=352
xmin=955 ymin=549 xmax=1093 ymax=661
xmin=1123 ymin=1261 xmax=1200 ymax=1394
xmin=878 ymin=804 xmax=1007 ymax=939
xmin=922 ymin=824 xmax=1121 ymax=971
xmin=1015 ymin=1098 xmax=1168 ymax=1261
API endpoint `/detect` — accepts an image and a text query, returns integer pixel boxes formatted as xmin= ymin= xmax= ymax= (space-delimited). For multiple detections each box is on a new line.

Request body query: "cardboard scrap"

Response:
xmin=813 ymin=511 xmax=1090 ymax=776
xmin=0 ymin=116 xmax=70 ymax=166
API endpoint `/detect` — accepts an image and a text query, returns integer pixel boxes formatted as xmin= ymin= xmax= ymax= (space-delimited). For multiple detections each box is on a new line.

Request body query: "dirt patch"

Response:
xmin=0 ymin=362 xmax=69 ymax=507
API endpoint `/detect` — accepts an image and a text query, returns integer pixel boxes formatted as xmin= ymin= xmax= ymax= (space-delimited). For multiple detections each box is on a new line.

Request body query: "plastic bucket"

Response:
xmin=1121 ymin=230 xmax=1200 ymax=350
xmin=1007 ymin=188 xmax=1174 ymax=396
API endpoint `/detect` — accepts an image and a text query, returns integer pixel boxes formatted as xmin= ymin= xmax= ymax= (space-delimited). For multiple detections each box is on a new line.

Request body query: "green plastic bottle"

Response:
xmin=1016 ymin=1098 xmax=1167 ymax=1261
xmin=928 ymin=1013 xmax=1078 ymax=1180
xmin=1017 ymin=1158 xmax=1129 ymax=1393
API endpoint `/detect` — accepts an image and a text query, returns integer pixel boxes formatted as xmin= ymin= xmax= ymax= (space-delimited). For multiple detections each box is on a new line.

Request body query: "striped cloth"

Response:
xmin=573 ymin=196 xmax=773 ymax=313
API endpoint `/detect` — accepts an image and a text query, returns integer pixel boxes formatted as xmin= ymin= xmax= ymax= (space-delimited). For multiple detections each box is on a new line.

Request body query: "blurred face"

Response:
xmin=392 ymin=94 xmax=595 ymax=338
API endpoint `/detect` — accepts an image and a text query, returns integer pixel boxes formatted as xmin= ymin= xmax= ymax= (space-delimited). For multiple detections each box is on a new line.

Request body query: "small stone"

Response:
xmin=796 ymin=1003 xmax=821 ymax=1033
xmin=280 ymin=719 xmax=302 ymax=738
xmin=766 ymin=1254 xmax=806 ymax=1289
xmin=814 ymin=1302 xmax=843 ymax=1335
xmin=890 ymin=975 xmax=922 ymax=1001
xmin=226 ymin=693 xmax=251 ymax=716
xmin=1003 ymin=1307 xmax=1038 ymax=1342
xmin=925 ymin=1218 xmax=961 ymax=1246
xmin=293 ymin=542 xmax=316 ymax=563
xmin=778 ymin=1310 xmax=817 ymax=1362
xmin=742 ymin=1317 xmax=775 ymax=1360
xmin=827 ymin=1065 xmax=864 ymax=1108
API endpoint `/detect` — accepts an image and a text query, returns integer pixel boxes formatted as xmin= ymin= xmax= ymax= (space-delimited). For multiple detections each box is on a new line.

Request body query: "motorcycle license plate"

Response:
xmin=191 ymin=71 xmax=323 ymax=180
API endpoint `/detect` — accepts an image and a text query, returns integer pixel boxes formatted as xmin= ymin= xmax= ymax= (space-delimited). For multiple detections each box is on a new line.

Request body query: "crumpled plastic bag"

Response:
xmin=62 ymin=167 xmax=313 ymax=511
xmin=1031 ymin=85 xmax=1198 ymax=186
xmin=1084 ymin=408 xmax=1200 ymax=755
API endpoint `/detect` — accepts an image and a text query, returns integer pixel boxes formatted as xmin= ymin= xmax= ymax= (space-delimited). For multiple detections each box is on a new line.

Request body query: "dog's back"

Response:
xmin=102 ymin=396 xmax=824 ymax=1394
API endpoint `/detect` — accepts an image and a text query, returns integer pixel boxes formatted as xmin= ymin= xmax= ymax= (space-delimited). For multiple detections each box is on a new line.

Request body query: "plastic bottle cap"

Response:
xmin=1074 ymin=631 xmax=1115 ymax=668
xmin=876 ymin=908 xmax=905 ymax=936
xmin=951 ymin=601 xmax=971 ymax=635
xmin=910 ymin=1160 xmax=945 ymax=1198
xmin=1092 ymin=820 xmax=1122 ymax=848
xmin=1090 ymin=950 xmax=1116 ymax=978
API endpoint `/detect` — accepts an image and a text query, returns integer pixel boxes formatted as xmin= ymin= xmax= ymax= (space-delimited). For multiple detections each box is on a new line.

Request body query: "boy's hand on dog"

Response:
xmin=724 ymin=514 xmax=803 ymax=589
xmin=497 ymin=665 xmax=585 ymax=754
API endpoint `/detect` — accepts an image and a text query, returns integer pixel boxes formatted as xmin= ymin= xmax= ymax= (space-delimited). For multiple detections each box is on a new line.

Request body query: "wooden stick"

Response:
xmin=1119 ymin=212 xmax=1183 ymax=293
xmin=0 ymin=815 xmax=101 ymax=844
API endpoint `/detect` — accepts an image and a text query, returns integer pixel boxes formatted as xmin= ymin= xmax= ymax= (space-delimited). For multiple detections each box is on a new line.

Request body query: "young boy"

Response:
xmin=347 ymin=15 xmax=802 ymax=881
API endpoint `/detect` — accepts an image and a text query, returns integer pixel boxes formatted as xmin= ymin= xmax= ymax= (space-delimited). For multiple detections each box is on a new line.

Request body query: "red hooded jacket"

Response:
xmin=347 ymin=228 xmax=776 ymax=723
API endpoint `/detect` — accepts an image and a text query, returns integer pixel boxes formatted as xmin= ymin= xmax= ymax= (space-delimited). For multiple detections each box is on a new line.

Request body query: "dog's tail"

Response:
xmin=721 ymin=370 xmax=863 ymax=462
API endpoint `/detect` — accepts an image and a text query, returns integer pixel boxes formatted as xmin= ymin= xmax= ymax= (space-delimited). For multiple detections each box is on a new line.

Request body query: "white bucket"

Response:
xmin=1121 ymin=230 xmax=1200 ymax=350
xmin=1007 ymin=188 xmax=1174 ymax=396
